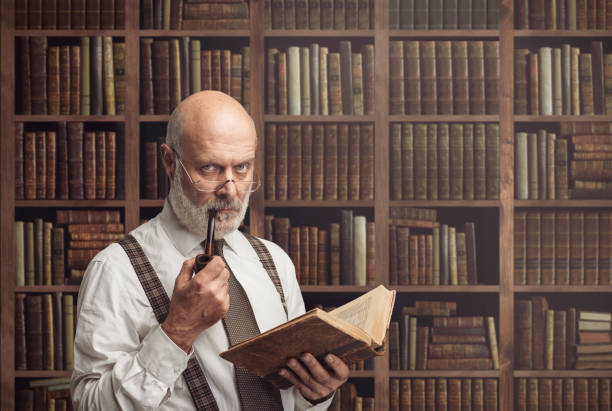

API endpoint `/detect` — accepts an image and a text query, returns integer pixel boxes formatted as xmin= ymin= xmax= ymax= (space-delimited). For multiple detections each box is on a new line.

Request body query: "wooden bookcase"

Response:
xmin=2 ymin=0 xmax=612 ymax=409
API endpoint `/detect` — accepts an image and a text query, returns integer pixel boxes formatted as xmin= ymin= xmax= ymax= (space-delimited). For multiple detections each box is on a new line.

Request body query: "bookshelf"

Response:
xmin=2 ymin=0 xmax=612 ymax=409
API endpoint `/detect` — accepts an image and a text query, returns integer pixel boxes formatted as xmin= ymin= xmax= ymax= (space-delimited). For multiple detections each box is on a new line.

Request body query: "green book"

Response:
xmin=409 ymin=317 xmax=417 ymax=370
xmin=414 ymin=123 xmax=428 ymax=200
xmin=310 ymin=43 xmax=320 ymax=115
xmin=339 ymin=41 xmax=354 ymax=115
xmin=463 ymin=123 xmax=474 ymax=200
xmin=555 ymin=138 xmax=569 ymax=200
xmin=437 ymin=123 xmax=450 ymax=200
xmin=440 ymin=224 xmax=449 ymax=284
xmin=433 ymin=226 xmax=440 ymax=285
xmin=162 ymin=0 xmax=170 ymax=29
xmin=443 ymin=0 xmax=458 ymax=29
xmin=80 ymin=36 xmax=91 ymax=115
xmin=457 ymin=0 xmax=472 ymax=28
xmin=472 ymin=0 xmax=486 ymax=29
xmin=567 ymin=0 xmax=576 ymax=29
xmin=190 ymin=40 xmax=201 ymax=94
xmin=486 ymin=123 xmax=499 ymax=200
xmin=91 ymin=36 xmax=103 ymax=116
xmin=449 ymin=227 xmax=458 ymax=285
xmin=389 ymin=0 xmax=400 ymax=29
xmin=449 ymin=123 xmax=464 ymax=200
xmin=486 ymin=0 xmax=498 ymax=28
xmin=429 ymin=0 xmax=443 ymax=29
xmin=515 ymin=132 xmax=528 ymax=200
xmin=287 ymin=46 xmax=301 ymax=115
xmin=474 ymin=123 xmax=486 ymax=199
xmin=63 ymin=294 xmax=74 ymax=370
xmin=414 ymin=0 xmax=428 ymax=29
xmin=400 ymin=0 xmax=414 ymax=29
xmin=527 ymin=132 xmax=539 ymax=200
xmin=537 ymin=129 xmax=547 ymax=200
xmin=15 ymin=221 xmax=25 ymax=286
xmin=401 ymin=123 xmax=414 ymax=200
xmin=390 ymin=123 xmax=403 ymax=200
xmin=427 ymin=125 xmax=438 ymax=200
xmin=43 ymin=221 xmax=53 ymax=285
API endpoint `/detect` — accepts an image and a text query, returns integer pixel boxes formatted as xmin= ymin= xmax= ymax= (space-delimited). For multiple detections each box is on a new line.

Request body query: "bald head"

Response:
xmin=166 ymin=91 xmax=256 ymax=156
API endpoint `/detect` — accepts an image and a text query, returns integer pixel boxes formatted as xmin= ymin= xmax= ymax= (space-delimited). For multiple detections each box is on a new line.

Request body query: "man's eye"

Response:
xmin=235 ymin=163 xmax=249 ymax=172
xmin=201 ymin=164 xmax=216 ymax=172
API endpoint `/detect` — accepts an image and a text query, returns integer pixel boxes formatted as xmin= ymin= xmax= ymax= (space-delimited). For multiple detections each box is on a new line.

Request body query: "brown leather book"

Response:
xmin=230 ymin=53 xmax=242 ymax=104
xmin=583 ymin=211 xmax=600 ymax=285
xmin=266 ymin=49 xmax=278 ymax=113
xmin=554 ymin=310 xmax=567 ymax=369
xmin=527 ymin=52 xmax=540 ymax=115
xmin=404 ymin=41 xmax=421 ymax=114
xmin=485 ymin=123 xmax=499 ymax=200
xmin=15 ymin=123 xmax=24 ymax=200
xmin=389 ymin=321 xmax=400 ymax=370
xmin=420 ymin=41 xmax=437 ymax=114
xmin=113 ymin=42 xmax=126 ymax=115
xmin=70 ymin=45 xmax=81 ymax=114
xmin=352 ymin=52 xmax=364 ymax=115
xmin=35 ymin=132 xmax=47 ymax=199
xmin=576 ymin=378 xmax=589 ymax=409
xmin=588 ymin=378 xmax=600 ymax=409
xmin=540 ymin=211 xmax=556 ymax=285
xmin=529 ymin=0 xmax=545 ymax=28
xmin=339 ymin=41 xmax=354 ymax=114
xmin=514 ymin=211 xmax=527 ymax=285
xmin=435 ymin=379 xmax=448 ymax=409
xmin=264 ymin=124 xmax=276 ymax=200
xmin=26 ymin=294 xmax=43 ymax=369
xmin=468 ymin=41 xmax=485 ymax=114
xmin=15 ymin=294 xmax=27 ymax=370
xmin=427 ymin=358 xmax=492 ymax=369
xmin=45 ymin=132 xmax=56 ymax=200
xmin=67 ymin=123 xmax=84 ymax=200
xmin=532 ymin=295 xmax=549 ymax=370
xmin=365 ymin=221 xmax=375 ymax=286
xmin=361 ymin=44 xmax=374 ymax=115
xmin=389 ymin=41 xmax=405 ymax=115
xmin=15 ymin=0 xmax=27 ymax=29
xmin=59 ymin=46 xmax=71 ymax=115
xmin=42 ymin=293 xmax=54 ymax=370
xmin=18 ymin=37 xmax=31 ymax=114
xmin=452 ymin=41 xmax=469 ymax=115
xmin=67 ymin=249 xmax=100 ymax=269
xmin=359 ymin=124 xmax=374 ymax=200
xmin=105 ymin=131 xmax=116 ymax=199
xmin=71 ymin=0 xmax=86 ymax=28
xmin=329 ymin=223 xmax=341 ymax=285
xmin=115 ymin=0 xmax=125 ymax=28
xmin=83 ymin=132 xmax=96 ymax=200
xmin=100 ymin=0 xmax=115 ymax=29
xmin=600 ymin=378 xmax=611 ymax=409
xmin=311 ymin=124 xmax=324 ymax=200
xmin=348 ymin=124 xmax=360 ymax=200
xmin=316 ymin=229 xmax=329 ymax=285
xmin=570 ymin=211 xmax=585 ymax=285
xmin=436 ymin=41 xmax=453 ymax=115
xmin=592 ymin=41 xmax=605 ymax=115
xmin=340 ymin=209 xmax=354 ymax=285
xmin=337 ymin=124 xmax=349 ymax=200
xmin=143 ymin=141 xmax=158 ymax=199
xmin=91 ymin=36 xmax=104 ymax=115
xmin=94 ymin=131 xmax=106 ymax=199
xmin=483 ymin=41 xmax=499 ymax=114
xmin=389 ymin=225 xmax=398 ymax=285
xmin=526 ymin=211 xmax=541 ymax=285
xmin=434 ymin=316 xmax=485 ymax=328
xmin=527 ymin=379 xmax=539 ymax=410
xmin=448 ymin=378 xmax=461 ymax=411
xmin=412 ymin=379 xmax=425 ymax=410
xmin=417 ymin=235 xmax=426 ymax=284
xmin=201 ymin=49 xmax=212 ymax=92
xmin=31 ymin=37 xmax=48 ymax=115
xmin=323 ymin=124 xmax=338 ymax=200
xmin=86 ymin=0 xmax=101 ymax=28
xmin=555 ymin=138 xmax=569 ymax=200
xmin=152 ymin=40 xmax=170 ymax=114
xmin=28 ymin=0 xmax=42 ymax=29
xmin=408 ymin=235 xmax=418 ymax=285
xmin=514 ymin=49 xmax=529 ymax=115
xmin=276 ymin=124 xmax=288 ymax=200
xmin=416 ymin=326 xmax=429 ymax=369
xmin=562 ymin=378 xmax=575 ymax=409
xmin=580 ymin=53 xmax=595 ymax=115
xmin=449 ymin=124 xmax=464 ymax=200
xmin=277 ymin=52 xmax=288 ymax=115
xmin=52 ymin=228 xmax=65 ymax=285
xmin=390 ymin=378 xmax=400 ymax=411
xmin=182 ymin=18 xmax=248 ymax=29
xmin=307 ymin=226 xmax=318 ymax=284
xmin=241 ymin=46 xmax=250 ymax=112
xmin=140 ymin=39 xmax=154 ymax=115
xmin=299 ymin=226 xmax=310 ymax=285
xmin=515 ymin=299 xmax=533 ymax=369
xmin=56 ymin=123 xmax=69 ymax=200
xmin=515 ymin=378 xmax=527 ymax=410
xmin=600 ymin=212 xmax=612 ymax=285
xmin=428 ymin=343 xmax=490 ymax=358
xmin=69 ymin=240 xmax=114 ymax=249
xmin=483 ymin=379 xmax=498 ymax=411
xmin=554 ymin=210 xmax=571 ymax=285
xmin=287 ymin=124 xmax=302 ymax=200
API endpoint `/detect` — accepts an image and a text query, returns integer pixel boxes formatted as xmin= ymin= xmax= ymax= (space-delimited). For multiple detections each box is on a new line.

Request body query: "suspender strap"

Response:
xmin=118 ymin=235 xmax=219 ymax=411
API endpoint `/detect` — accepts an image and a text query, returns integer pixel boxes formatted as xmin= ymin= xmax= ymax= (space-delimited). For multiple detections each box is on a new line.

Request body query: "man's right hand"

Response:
xmin=161 ymin=256 xmax=230 ymax=352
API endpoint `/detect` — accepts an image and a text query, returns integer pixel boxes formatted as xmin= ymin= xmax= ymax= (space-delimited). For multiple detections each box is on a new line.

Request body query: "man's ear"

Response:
xmin=160 ymin=143 xmax=175 ymax=181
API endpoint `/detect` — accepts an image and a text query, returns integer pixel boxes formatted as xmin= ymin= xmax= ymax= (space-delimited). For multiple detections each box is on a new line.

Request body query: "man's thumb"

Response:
xmin=176 ymin=258 xmax=195 ymax=285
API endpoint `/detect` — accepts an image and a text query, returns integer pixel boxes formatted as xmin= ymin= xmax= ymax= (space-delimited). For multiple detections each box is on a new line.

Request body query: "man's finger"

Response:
xmin=278 ymin=368 xmax=317 ymax=399
xmin=176 ymin=258 xmax=196 ymax=285
xmin=322 ymin=354 xmax=349 ymax=381
xmin=299 ymin=353 xmax=334 ymax=387
xmin=284 ymin=358 xmax=326 ymax=395
xmin=192 ymin=256 xmax=226 ymax=281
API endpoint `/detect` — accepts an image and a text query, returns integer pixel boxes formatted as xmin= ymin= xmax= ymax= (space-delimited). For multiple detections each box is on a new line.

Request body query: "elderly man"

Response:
xmin=71 ymin=91 xmax=349 ymax=410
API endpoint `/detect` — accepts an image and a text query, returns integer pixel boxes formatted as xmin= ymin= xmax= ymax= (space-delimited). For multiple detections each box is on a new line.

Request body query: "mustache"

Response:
xmin=202 ymin=199 xmax=242 ymax=212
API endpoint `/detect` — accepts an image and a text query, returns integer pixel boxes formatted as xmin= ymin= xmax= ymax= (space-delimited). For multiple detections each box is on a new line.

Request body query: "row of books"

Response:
xmin=263 ymin=210 xmax=375 ymax=286
xmin=389 ymin=0 xmax=499 ymax=29
xmin=264 ymin=123 xmax=375 ymax=201
xmin=390 ymin=40 xmax=499 ymax=115
xmin=15 ymin=293 xmax=75 ymax=371
xmin=389 ymin=378 xmax=498 ymax=411
xmin=15 ymin=123 xmax=120 ymax=201
xmin=389 ymin=123 xmax=500 ymax=200
xmin=389 ymin=220 xmax=479 ymax=286
xmin=266 ymin=42 xmax=374 ymax=115
xmin=514 ymin=210 xmax=612 ymax=286
xmin=514 ymin=42 xmax=612 ymax=116
xmin=17 ymin=36 xmax=126 ymax=116
xmin=142 ymin=137 xmax=170 ymax=200
xmin=329 ymin=382 xmax=374 ymax=411
xmin=266 ymin=0 xmax=373 ymax=30
xmin=141 ymin=38 xmax=250 ymax=114
xmin=516 ymin=0 xmax=612 ymax=29
xmin=515 ymin=296 xmax=612 ymax=370
xmin=16 ymin=377 xmax=72 ymax=411
xmin=142 ymin=0 xmax=249 ymax=30
xmin=15 ymin=210 xmax=123 ymax=286
xmin=515 ymin=378 xmax=611 ymax=410
xmin=388 ymin=303 xmax=499 ymax=370
xmin=15 ymin=0 xmax=125 ymax=30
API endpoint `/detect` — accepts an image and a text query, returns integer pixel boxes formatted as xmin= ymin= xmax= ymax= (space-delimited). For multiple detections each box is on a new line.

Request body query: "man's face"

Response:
xmin=168 ymin=113 xmax=256 ymax=240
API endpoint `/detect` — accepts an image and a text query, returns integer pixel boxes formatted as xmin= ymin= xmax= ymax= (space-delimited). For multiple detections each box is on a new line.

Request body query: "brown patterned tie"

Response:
xmin=214 ymin=240 xmax=284 ymax=411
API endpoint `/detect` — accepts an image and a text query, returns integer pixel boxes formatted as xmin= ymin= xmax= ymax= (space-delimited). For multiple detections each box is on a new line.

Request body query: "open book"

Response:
xmin=220 ymin=285 xmax=396 ymax=389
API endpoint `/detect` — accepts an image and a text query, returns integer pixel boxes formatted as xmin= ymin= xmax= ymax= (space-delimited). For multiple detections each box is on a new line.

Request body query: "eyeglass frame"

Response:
xmin=167 ymin=146 xmax=260 ymax=193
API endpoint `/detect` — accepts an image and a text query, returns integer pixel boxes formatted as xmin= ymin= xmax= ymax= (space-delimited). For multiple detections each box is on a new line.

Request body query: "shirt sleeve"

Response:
xmin=70 ymin=253 xmax=191 ymax=411
xmin=294 ymin=389 xmax=335 ymax=411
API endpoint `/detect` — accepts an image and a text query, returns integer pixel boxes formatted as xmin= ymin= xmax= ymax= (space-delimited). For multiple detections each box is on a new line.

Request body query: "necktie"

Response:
xmin=214 ymin=240 xmax=284 ymax=411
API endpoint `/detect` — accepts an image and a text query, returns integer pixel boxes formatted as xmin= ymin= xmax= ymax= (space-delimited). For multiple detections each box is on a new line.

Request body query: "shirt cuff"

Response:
xmin=294 ymin=390 xmax=335 ymax=411
xmin=136 ymin=324 xmax=193 ymax=387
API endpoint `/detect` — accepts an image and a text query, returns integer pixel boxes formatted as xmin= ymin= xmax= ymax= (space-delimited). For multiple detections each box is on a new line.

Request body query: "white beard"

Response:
xmin=168 ymin=171 xmax=251 ymax=240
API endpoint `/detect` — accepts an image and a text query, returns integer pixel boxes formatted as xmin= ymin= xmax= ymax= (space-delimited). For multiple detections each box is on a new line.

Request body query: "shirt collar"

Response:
xmin=159 ymin=199 xmax=239 ymax=257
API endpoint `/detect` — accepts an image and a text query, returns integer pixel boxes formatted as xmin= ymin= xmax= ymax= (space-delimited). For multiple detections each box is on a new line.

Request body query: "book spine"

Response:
xmin=265 ymin=125 xmax=276 ymax=194
xmin=450 ymin=124 xmax=464 ymax=200
xmin=570 ymin=211 xmax=585 ymax=285
xmin=420 ymin=41 xmax=437 ymax=115
xmin=474 ymin=123 xmax=487 ymax=199
xmin=453 ymin=41 xmax=469 ymax=114
xmin=276 ymin=124 xmax=288 ymax=200
xmin=540 ymin=211 xmax=556 ymax=285
xmin=427 ymin=125 xmax=438 ymax=200
xmin=36 ymin=132 xmax=47 ymax=199
xmin=436 ymin=41 xmax=453 ymax=115
xmin=337 ymin=124 xmax=349 ymax=200
xmin=288 ymin=124 xmax=302 ymax=200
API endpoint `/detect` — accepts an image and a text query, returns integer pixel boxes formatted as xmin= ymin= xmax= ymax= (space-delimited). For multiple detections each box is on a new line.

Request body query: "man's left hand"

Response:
xmin=278 ymin=353 xmax=349 ymax=403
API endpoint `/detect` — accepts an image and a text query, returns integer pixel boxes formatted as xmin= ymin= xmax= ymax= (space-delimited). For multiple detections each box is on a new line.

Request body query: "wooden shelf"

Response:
xmin=515 ymin=285 xmax=612 ymax=293
xmin=265 ymin=30 xmax=374 ymax=37
xmin=16 ymin=200 xmax=125 ymax=207
xmin=139 ymin=114 xmax=170 ymax=122
xmin=15 ymin=285 xmax=80 ymax=293
xmin=389 ymin=370 xmax=500 ymax=378
xmin=389 ymin=200 xmax=500 ymax=208
xmin=265 ymin=200 xmax=375 ymax=208
xmin=389 ymin=30 xmax=499 ymax=38
xmin=15 ymin=115 xmax=125 ymax=122
xmin=264 ymin=114 xmax=375 ymax=122
xmin=348 ymin=370 xmax=376 ymax=378
xmin=514 ymin=30 xmax=612 ymax=37
xmin=514 ymin=200 xmax=612 ymax=208
xmin=14 ymin=371 xmax=73 ymax=378
xmin=139 ymin=30 xmax=250 ymax=37
xmin=514 ymin=115 xmax=612 ymax=122
xmin=389 ymin=115 xmax=499 ymax=122
xmin=300 ymin=285 xmax=376 ymax=293
xmin=391 ymin=285 xmax=500 ymax=293
xmin=14 ymin=30 xmax=126 ymax=36
xmin=140 ymin=199 xmax=165 ymax=207
xmin=514 ymin=370 xmax=612 ymax=378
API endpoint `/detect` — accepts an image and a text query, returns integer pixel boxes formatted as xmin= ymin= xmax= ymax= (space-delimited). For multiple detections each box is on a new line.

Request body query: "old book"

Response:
xmin=52 ymin=228 xmax=65 ymax=285
xmin=526 ymin=211 xmax=541 ymax=285
xmin=514 ymin=211 xmax=527 ymax=285
xmin=397 ymin=227 xmax=410 ymax=285
xmin=276 ymin=124 xmax=288 ymax=200
xmin=48 ymin=45 xmax=61 ymax=114
xmin=554 ymin=310 xmax=567 ymax=369
xmin=323 ymin=124 xmax=338 ymax=199
xmin=529 ymin=52 xmax=540 ymax=114
xmin=555 ymin=211 xmax=571 ymax=285
xmin=463 ymin=124 xmax=475 ymax=200
xmin=71 ymin=47 xmax=81 ymax=114
xmin=67 ymin=123 xmax=84 ymax=200
xmin=63 ymin=294 xmax=74 ymax=370
xmin=288 ymin=124 xmax=302 ymax=200
xmin=26 ymin=295 xmax=43 ymax=369
xmin=152 ymin=40 xmax=170 ymax=114
xmin=360 ymin=124 xmax=374 ymax=200
xmin=353 ymin=217 xmax=366 ymax=286
xmin=361 ymin=44 xmax=374 ymax=115
xmin=168 ymin=40 xmax=181 ymax=110
xmin=450 ymin=123 xmax=464 ymax=200
xmin=337 ymin=124 xmax=349 ymax=200
xmin=319 ymin=47 xmax=329 ymax=115
xmin=42 ymin=294 xmax=54 ymax=370
xmin=437 ymin=123 xmax=450 ymax=200
xmin=605 ymin=54 xmax=612 ymax=115
xmin=35 ymin=131 xmax=46 ymax=199
xmin=328 ymin=52 xmax=342 ymax=115
xmin=484 ymin=41 xmax=499 ymax=114
xmin=541 ymin=211 xmax=556 ymax=285
xmin=427 ymin=125 xmax=438 ymax=200
xmin=553 ymin=138 xmax=568 ymax=199
xmin=43 ymin=222 xmax=53 ymax=285
xmin=140 ymin=39 xmax=154 ymax=114
xmin=143 ymin=141 xmax=158 ymax=199
xmin=389 ymin=321 xmax=400 ymax=370
xmin=532 ymin=295 xmax=549 ymax=370
xmin=83 ymin=132 xmax=96 ymax=200
xmin=221 ymin=286 xmax=395 ymax=388
xmin=516 ymin=299 xmax=533 ymax=369
xmin=487 ymin=316 xmax=499 ymax=369
xmin=416 ymin=326 xmax=429 ymax=370
xmin=25 ymin=222 xmax=35 ymax=285
xmin=311 ymin=125 xmax=324 ymax=200
xmin=390 ymin=41 xmax=405 ymax=115
xmin=339 ymin=41 xmax=354 ymax=114
xmin=59 ymin=46 xmax=70 ymax=115
xmin=515 ymin=49 xmax=530 ymax=115
xmin=601 ymin=212 xmax=612 ymax=285
xmin=35 ymin=219 xmax=44 ymax=284
xmin=299 ymin=48 xmax=310 ymax=115
xmin=299 ymin=226 xmax=309 ymax=285
xmin=452 ymin=41 xmax=469 ymax=115
xmin=540 ymin=47 xmax=553 ymax=115
xmin=390 ymin=124 xmax=402 ymax=200
xmin=420 ymin=41 xmax=437 ymax=115
xmin=468 ymin=41 xmax=485 ymax=114
xmin=428 ymin=358 xmax=492 ymax=369
xmin=91 ymin=36 xmax=104 ymax=115
xmin=584 ymin=211 xmax=600 ymax=285
xmin=436 ymin=41 xmax=453 ymax=114
xmin=440 ymin=224 xmax=449 ymax=285
xmin=485 ymin=124 xmax=499 ymax=199
xmin=317 ymin=230 xmax=329 ymax=285
xmin=428 ymin=343 xmax=490 ymax=358
xmin=278 ymin=51 xmax=288 ymax=113
xmin=474 ymin=123 xmax=486 ymax=200
xmin=592 ymin=41 xmax=605 ymax=115
xmin=30 ymin=37 xmax=48 ymax=115
xmin=414 ymin=124 xmax=428 ymax=200
xmin=18 ymin=38 xmax=31 ymax=114
xmin=580 ymin=53 xmax=595 ymax=115
xmin=15 ymin=293 xmax=27 ymax=370
xmin=570 ymin=211 xmax=585 ymax=285
xmin=340 ymin=209 xmax=354 ymax=285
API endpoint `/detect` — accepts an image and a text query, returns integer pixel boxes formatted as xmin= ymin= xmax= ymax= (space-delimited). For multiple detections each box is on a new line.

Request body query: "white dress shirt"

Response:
xmin=71 ymin=200 xmax=333 ymax=411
